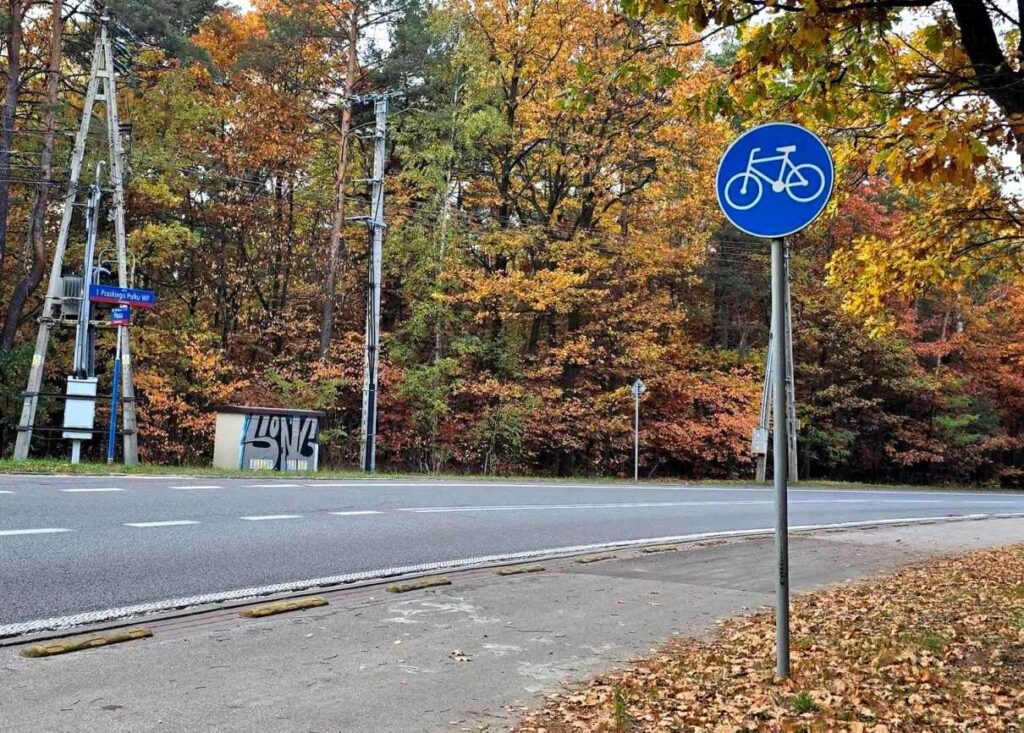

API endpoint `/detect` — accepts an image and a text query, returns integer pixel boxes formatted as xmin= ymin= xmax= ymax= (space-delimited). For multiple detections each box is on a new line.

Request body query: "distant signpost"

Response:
xmin=716 ymin=122 xmax=834 ymax=679
xmin=631 ymin=378 xmax=646 ymax=483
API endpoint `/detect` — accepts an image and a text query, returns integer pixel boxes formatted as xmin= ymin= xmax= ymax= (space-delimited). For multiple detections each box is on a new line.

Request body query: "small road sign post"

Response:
xmin=716 ymin=123 xmax=834 ymax=679
xmin=631 ymin=378 xmax=646 ymax=482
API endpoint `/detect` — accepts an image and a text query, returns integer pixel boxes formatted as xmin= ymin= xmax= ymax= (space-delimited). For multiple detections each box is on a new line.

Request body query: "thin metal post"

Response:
xmin=784 ymin=241 xmax=798 ymax=481
xmin=754 ymin=335 xmax=773 ymax=482
xmin=101 ymin=16 xmax=138 ymax=466
xmin=771 ymin=237 xmax=791 ymax=679
xmin=13 ymin=31 xmax=104 ymax=460
xmin=633 ymin=392 xmax=640 ymax=483
xmin=107 ymin=329 xmax=122 ymax=463
xmin=361 ymin=95 xmax=388 ymax=472
xmin=73 ymin=170 xmax=102 ymax=377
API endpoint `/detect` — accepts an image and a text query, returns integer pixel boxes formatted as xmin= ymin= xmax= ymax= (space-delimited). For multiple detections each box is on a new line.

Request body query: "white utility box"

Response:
xmin=62 ymin=376 xmax=98 ymax=440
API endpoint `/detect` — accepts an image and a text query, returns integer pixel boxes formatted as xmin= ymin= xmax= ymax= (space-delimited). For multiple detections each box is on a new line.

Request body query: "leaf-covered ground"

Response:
xmin=515 ymin=545 xmax=1024 ymax=732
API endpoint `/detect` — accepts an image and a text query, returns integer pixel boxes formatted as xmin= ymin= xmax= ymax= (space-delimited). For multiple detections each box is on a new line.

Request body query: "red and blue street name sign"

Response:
xmin=89 ymin=284 xmax=157 ymax=309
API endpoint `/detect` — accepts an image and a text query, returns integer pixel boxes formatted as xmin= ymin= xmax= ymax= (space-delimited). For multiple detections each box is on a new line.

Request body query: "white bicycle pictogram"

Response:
xmin=723 ymin=145 xmax=827 ymax=211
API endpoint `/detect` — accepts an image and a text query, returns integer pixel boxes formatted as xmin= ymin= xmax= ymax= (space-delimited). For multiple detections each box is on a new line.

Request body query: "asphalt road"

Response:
xmin=2 ymin=474 xmax=1023 ymax=629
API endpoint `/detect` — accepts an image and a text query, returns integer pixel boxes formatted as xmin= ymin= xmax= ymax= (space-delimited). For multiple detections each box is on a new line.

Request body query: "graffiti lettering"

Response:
xmin=240 ymin=414 xmax=319 ymax=471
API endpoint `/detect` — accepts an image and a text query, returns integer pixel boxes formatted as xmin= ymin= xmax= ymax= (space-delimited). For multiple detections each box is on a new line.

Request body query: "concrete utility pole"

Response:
xmin=753 ymin=241 xmax=798 ymax=482
xmin=14 ymin=15 xmax=138 ymax=464
xmin=360 ymin=94 xmax=388 ymax=472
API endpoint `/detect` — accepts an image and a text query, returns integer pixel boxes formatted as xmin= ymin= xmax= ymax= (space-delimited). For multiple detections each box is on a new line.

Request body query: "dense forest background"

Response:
xmin=0 ymin=0 xmax=1021 ymax=484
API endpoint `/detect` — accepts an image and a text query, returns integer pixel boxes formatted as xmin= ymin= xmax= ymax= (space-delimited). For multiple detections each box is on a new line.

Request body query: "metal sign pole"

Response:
xmin=716 ymin=122 xmax=832 ymax=683
xmin=630 ymin=378 xmax=645 ymax=482
xmin=633 ymin=390 xmax=640 ymax=483
xmin=771 ymin=236 xmax=791 ymax=678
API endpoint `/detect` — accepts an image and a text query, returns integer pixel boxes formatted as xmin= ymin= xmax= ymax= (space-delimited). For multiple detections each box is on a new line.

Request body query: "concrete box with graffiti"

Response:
xmin=212 ymin=405 xmax=325 ymax=471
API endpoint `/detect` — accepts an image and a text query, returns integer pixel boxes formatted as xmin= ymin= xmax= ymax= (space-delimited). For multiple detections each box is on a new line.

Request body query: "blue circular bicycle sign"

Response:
xmin=715 ymin=123 xmax=834 ymax=239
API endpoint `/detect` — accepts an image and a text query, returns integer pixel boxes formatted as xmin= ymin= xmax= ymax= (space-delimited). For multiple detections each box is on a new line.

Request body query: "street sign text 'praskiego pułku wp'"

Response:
xmin=716 ymin=123 xmax=834 ymax=238
xmin=89 ymin=284 xmax=157 ymax=309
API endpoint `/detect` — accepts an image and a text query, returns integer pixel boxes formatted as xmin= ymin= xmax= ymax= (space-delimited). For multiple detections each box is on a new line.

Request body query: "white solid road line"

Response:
xmin=124 ymin=520 xmax=200 ymax=528
xmin=0 ymin=528 xmax=72 ymax=536
xmin=329 ymin=510 xmax=383 ymax=516
xmin=400 ymin=501 xmax=767 ymax=513
xmin=170 ymin=485 xmax=222 ymax=490
xmin=60 ymin=487 xmax=125 ymax=493
xmin=240 ymin=514 xmax=302 ymax=521
xmin=398 ymin=498 xmax=1022 ymax=514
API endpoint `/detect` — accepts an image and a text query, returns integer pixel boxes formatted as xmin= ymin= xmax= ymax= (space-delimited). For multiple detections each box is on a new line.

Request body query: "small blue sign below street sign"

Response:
xmin=89 ymin=284 xmax=157 ymax=309
xmin=110 ymin=306 xmax=131 ymax=325
xmin=716 ymin=123 xmax=834 ymax=239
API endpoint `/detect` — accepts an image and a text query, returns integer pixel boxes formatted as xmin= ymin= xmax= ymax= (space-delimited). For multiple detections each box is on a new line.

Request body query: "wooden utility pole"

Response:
xmin=319 ymin=3 xmax=360 ymax=358
xmin=13 ymin=15 xmax=138 ymax=464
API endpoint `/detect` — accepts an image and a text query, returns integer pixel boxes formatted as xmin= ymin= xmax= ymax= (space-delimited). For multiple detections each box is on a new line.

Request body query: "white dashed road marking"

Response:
xmin=124 ymin=520 xmax=200 ymax=528
xmin=240 ymin=514 xmax=302 ymax=521
xmin=247 ymin=484 xmax=302 ymax=488
xmin=0 ymin=528 xmax=72 ymax=536
xmin=329 ymin=510 xmax=383 ymax=516
xmin=60 ymin=487 xmax=124 ymax=493
xmin=0 ymin=490 xmax=14 ymax=494
xmin=170 ymin=485 xmax=222 ymax=490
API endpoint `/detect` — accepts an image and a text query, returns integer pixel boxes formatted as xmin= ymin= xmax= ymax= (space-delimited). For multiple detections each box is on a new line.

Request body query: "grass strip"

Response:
xmin=639 ymin=545 xmax=677 ymax=554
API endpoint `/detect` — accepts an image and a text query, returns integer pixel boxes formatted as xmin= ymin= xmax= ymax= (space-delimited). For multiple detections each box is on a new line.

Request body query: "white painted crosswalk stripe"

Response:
xmin=240 ymin=514 xmax=302 ymax=521
xmin=0 ymin=528 xmax=72 ymax=536
xmin=125 ymin=520 xmax=200 ymax=528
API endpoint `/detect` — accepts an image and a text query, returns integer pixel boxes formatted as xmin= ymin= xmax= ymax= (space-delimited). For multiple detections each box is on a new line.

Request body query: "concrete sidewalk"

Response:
xmin=2 ymin=516 xmax=1022 ymax=732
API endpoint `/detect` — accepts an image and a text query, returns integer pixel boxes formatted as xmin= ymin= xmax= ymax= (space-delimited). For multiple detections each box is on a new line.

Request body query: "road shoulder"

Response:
xmin=2 ymin=517 xmax=1022 ymax=733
